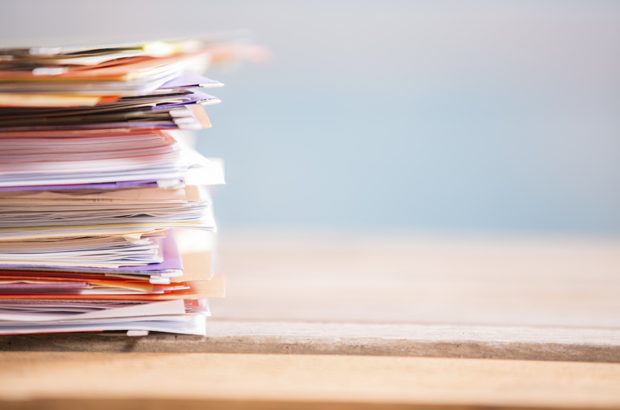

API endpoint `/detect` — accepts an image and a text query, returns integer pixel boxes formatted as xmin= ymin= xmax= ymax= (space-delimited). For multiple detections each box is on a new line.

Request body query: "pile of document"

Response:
xmin=0 ymin=39 xmax=243 ymax=335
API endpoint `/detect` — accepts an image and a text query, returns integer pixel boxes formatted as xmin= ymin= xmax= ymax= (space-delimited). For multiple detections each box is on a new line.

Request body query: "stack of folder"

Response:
xmin=0 ymin=39 xmax=244 ymax=335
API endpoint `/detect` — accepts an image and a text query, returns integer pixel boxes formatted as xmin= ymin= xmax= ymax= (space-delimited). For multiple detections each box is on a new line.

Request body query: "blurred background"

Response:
xmin=1 ymin=0 xmax=619 ymax=235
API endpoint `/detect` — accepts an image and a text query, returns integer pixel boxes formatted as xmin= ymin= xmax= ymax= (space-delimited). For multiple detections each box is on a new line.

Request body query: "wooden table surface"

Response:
xmin=214 ymin=233 xmax=620 ymax=326
xmin=2 ymin=233 xmax=620 ymax=409
xmin=2 ymin=352 xmax=620 ymax=410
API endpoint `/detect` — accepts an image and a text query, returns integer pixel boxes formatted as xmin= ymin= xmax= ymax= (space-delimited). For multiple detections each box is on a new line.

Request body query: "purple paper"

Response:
xmin=152 ymin=90 xmax=219 ymax=111
xmin=0 ymin=282 xmax=87 ymax=294
xmin=0 ymin=122 xmax=177 ymax=131
xmin=113 ymin=233 xmax=183 ymax=273
xmin=0 ymin=180 xmax=161 ymax=192
xmin=161 ymin=73 xmax=223 ymax=89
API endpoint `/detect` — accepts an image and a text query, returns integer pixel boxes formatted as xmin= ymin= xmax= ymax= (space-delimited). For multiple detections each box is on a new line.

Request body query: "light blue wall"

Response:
xmin=2 ymin=0 xmax=619 ymax=234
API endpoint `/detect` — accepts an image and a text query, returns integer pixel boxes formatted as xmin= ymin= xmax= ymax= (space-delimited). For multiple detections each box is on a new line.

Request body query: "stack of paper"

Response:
xmin=0 ymin=39 xmax=243 ymax=336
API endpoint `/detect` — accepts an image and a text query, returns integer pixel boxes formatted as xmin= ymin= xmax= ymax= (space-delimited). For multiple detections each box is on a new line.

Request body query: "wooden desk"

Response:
xmin=1 ymin=233 xmax=620 ymax=409
xmin=1 ymin=352 xmax=620 ymax=410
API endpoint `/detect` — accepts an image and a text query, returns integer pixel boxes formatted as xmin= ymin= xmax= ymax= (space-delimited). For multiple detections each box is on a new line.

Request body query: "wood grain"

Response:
xmin=0 ymin=352 xmax=619 ymax=410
